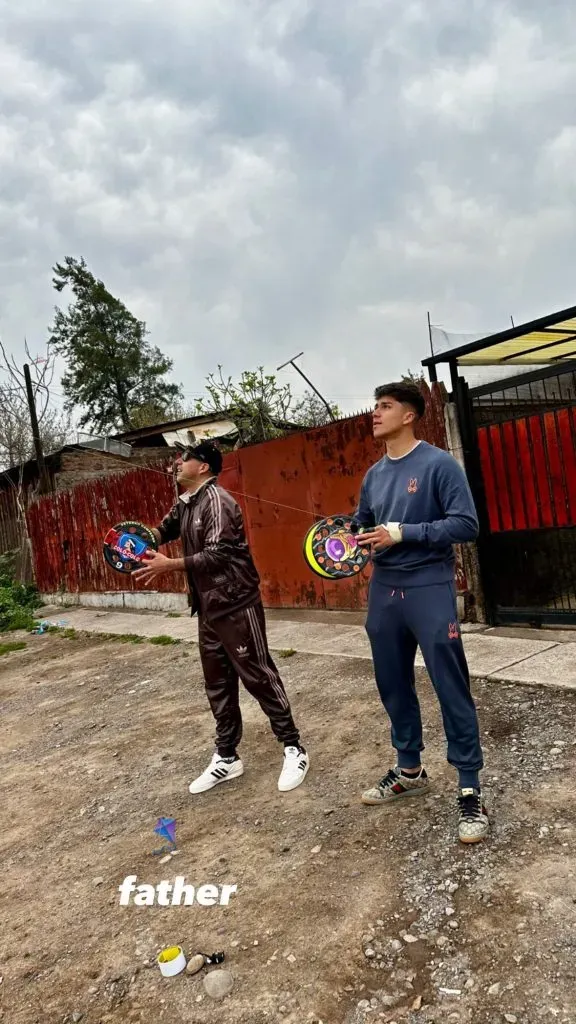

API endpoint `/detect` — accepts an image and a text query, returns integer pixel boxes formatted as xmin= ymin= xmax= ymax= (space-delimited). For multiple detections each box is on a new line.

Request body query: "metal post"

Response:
xmin=23 ymin=363 xmax=51 ymax=493
xmin=276 ymin=352 xmax=336 ymax=421
xmin=449 ymin=359 xmax=495 ymax=623
xmin=426 ymin=311 xmax=434 ymax=359
xmin=449 ymin=358 xmax=460 ymax=402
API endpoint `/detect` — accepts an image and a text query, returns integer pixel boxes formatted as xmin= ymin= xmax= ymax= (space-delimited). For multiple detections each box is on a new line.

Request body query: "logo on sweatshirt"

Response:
xmin=448 ymin=622 xmax=460 ymax=640
xmin=407 ymin=478 xmax=418 ymax=493
xmin=236 ymin=645 xmax=248 ymax=657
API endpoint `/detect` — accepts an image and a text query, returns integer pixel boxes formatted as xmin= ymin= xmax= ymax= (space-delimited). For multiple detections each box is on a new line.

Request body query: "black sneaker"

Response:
xmin=458 ymin=788 xmax=489 ymax=843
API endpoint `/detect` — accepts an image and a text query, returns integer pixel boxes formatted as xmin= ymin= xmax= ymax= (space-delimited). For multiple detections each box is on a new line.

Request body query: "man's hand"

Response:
xmin=133 ymin=551 xmax=177 ymax=587
xmin=357 ymin=525 xmax=397 ymax=552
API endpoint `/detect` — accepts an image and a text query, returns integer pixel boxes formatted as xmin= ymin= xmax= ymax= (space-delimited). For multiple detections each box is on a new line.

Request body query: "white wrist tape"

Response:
xmin=383 ymin=522 xmax=403 ymax=543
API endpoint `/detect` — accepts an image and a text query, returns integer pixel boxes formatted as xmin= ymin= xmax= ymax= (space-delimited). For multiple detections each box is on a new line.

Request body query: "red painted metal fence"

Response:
xmin=478 ymin=408 xmax=576 ymax=533
xmin=25 ymin=467 xmax=187 ymax=595
xmin=26 ymin=383 xmax=450 ymax=609
xmin=222 ymin=414 xmax=379 ymax=610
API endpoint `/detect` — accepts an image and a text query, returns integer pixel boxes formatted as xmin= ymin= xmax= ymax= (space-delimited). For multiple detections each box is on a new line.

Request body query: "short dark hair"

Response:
xmin=374 ymin=382 xmax=426 ymax=419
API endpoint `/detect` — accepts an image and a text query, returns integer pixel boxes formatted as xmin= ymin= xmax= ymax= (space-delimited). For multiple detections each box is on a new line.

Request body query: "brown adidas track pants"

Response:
xmin=198 ymin=600 xmax=300 ymax=756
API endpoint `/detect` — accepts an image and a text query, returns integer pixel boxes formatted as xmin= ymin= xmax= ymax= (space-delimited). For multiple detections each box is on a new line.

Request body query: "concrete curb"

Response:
xmin=36 ymin=605 xmax=576 ymax=695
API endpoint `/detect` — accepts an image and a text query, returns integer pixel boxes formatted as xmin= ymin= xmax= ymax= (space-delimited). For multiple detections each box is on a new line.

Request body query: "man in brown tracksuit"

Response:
xmin=133 ymin=440 xmax=310 ymax=794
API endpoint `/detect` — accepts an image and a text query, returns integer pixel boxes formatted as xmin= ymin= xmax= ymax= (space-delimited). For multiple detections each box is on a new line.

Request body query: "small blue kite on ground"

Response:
xmin=153 ymin=817 xmax=176 ymax=855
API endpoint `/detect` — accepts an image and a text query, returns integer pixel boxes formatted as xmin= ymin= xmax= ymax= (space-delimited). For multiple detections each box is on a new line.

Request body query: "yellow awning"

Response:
xmin=423 ymin=306 xmax=576 ymax=369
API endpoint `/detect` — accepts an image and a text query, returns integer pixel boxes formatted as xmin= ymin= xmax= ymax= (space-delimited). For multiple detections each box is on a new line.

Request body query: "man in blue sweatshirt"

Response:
xmin=355 ymin=381 xmax=489 ymax=844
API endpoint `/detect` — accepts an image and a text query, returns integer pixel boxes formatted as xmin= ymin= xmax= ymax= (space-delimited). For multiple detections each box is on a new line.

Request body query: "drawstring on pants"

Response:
xmin=390 ymin=589 xmax=405 ymax=599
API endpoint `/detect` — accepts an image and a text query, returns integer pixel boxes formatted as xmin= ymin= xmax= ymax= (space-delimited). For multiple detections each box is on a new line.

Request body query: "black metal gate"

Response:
xmin=464 ymin=363 xmax=576 ymax=626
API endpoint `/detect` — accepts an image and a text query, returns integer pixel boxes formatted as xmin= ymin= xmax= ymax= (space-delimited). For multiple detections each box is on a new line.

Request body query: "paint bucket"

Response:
xmin=157 ymin=945 xmax=187 ymax=977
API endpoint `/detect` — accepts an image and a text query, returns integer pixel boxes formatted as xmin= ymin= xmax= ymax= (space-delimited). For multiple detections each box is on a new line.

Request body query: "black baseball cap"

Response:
xmin=175 ymin=440 xmax=223 ymax=475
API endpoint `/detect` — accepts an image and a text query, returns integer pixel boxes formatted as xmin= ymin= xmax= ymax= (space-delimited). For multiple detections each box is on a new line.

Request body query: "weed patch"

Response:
xmin=0 ymin=641 xmax=27 ymax=656
xmin=0 ymin=551 xmax=41 ymax=632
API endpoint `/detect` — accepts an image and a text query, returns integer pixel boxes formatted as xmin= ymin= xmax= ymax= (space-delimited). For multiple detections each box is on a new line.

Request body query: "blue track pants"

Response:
xmin=365 ymin=575 xmax=483 ymax=789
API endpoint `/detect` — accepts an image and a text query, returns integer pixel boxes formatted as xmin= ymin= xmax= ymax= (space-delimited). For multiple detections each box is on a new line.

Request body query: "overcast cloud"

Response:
xmin=1 ymin=0 xmax=576 ymax=416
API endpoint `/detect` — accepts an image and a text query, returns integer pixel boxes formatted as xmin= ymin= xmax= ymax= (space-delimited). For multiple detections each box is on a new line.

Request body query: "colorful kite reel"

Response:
xmin=303 ymin=514 xmax=370 ymax=580
xmin=103 ymin=520 xmax=158 ymax=574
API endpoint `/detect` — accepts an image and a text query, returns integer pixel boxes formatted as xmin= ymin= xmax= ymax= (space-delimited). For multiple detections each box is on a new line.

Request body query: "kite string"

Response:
xmin=72 ymin=445 xmax=330 ymax=520
xmin=228 ymin=489 xmax=324 ymax=519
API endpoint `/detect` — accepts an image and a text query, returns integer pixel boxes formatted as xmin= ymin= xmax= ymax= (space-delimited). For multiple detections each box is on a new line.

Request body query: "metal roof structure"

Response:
xmin=113 ymin=410 xmax=302 ymax=448
xmin=113 ymin=412 xmax=238 ymax=444
xmin=422 ymin=303 xmax=576 ymax=378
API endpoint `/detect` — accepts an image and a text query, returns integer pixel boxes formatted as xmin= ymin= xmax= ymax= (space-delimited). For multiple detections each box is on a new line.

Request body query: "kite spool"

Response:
xmin=157 ymin=946 xmax=187 ymax=977
xmin=103 ymin=521 xmax=157 ymax=574
xmin=303 ymin=515 xmax=370 ymax=580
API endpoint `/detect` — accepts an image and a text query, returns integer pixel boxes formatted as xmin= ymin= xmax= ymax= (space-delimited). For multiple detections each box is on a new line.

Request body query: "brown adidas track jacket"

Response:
xmin=155 ymin=480 xmax=261 ymax=620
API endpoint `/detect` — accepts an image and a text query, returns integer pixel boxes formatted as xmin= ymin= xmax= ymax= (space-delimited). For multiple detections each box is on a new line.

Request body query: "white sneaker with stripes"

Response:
xmin=278 ymin=746 xmax=310 ymax=792
xmin=188 ymin=753 xmax=244 ymax=794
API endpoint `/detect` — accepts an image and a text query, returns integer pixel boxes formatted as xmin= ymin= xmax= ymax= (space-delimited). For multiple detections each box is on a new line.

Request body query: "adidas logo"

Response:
xmin=236 ymin=645 xmax=248 ymax=656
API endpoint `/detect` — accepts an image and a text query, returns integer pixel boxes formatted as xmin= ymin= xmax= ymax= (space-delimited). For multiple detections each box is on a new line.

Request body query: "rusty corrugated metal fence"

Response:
xmin=25 ymin=464 xmax=186 ymax=595
xmin=26 ymin=383 xmax=454 ymax=609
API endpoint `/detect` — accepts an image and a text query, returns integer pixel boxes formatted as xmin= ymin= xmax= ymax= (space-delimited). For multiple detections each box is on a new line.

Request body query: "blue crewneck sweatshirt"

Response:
xmin=355 ymin=441 xmax=479 ymax=586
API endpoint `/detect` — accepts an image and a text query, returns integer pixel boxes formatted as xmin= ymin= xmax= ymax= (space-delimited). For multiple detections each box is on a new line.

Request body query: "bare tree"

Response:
xmin=0 ymin=339 xmax=71 ymax=471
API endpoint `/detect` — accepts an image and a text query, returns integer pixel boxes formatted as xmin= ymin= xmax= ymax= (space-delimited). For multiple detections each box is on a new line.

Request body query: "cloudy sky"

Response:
xmin=1 ymin=0 xmax=576 ymax=417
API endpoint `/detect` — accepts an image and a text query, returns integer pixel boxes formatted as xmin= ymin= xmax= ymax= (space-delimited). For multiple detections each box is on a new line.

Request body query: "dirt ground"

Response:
xmin=1 ymin=628 xmax=576 ymax=1024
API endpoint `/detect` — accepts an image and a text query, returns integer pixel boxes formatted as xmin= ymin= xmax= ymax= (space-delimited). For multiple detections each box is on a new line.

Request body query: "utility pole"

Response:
xmin=276 ymin=352 xmax=336 ymax=422
xmin=23 ymin=363 xmax=51 ymax=493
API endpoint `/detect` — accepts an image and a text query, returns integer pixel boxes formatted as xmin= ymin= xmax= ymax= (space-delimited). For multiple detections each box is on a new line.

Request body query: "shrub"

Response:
xmin=0 ymin=551 xmax=41 ymax=632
